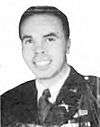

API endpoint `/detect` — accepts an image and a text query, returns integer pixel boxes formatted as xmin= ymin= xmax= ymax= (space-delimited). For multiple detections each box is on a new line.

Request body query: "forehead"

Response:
xmin=21 ymin=14 xmax=64 ymax=38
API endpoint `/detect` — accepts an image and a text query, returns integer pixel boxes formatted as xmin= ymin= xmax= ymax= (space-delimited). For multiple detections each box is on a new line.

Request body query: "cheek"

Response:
xmin=48 ymin=48 xmax=65 ymax=69
xmin=22 ymin=47 xmax=34 ymax=61
xmin=48 ymin=43 xmax=65 ymax=59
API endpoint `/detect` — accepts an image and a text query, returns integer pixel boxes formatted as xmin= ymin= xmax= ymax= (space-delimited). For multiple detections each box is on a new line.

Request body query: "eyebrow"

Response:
xmin=22 ymin=32 xmax=59 ymax=41
xmin=22 ymin=35 xmax=32 ymax=41
xmin=43 ymin=32 xmax=59 ymax=38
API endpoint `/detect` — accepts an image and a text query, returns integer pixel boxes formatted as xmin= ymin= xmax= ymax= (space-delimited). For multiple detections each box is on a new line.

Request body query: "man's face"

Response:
xmin=20 ymin=14 xmax=69 ymax=79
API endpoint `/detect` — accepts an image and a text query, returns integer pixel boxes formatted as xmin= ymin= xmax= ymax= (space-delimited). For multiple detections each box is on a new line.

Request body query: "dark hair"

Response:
xmin=19 ymin=6 xmax=70 ymax=40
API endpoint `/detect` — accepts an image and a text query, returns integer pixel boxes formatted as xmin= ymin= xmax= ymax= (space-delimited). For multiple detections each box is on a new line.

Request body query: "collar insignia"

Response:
xmin=69 ymin=89 xmax=77 ymax=93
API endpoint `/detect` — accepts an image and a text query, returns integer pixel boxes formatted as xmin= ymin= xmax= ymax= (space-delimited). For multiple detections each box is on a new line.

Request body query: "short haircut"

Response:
xmin=19 ymin=6 xmax=70 ymax=40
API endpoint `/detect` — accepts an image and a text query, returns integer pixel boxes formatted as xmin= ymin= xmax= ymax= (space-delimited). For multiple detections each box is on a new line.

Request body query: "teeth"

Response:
xmin=35 ymin=61 xmax=50 ymax=66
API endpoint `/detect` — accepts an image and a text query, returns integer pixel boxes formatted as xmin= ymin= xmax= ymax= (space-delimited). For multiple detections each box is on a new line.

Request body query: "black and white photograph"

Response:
xmin=0 ymin=0 xmax=100 ymax=127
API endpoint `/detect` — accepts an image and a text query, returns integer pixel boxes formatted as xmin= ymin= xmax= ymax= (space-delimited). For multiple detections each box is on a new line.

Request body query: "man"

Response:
xmin=1 ymin=6 xmax=99 ymax=127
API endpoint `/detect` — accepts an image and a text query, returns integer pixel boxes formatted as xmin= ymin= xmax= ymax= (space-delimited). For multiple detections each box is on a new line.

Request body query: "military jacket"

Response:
xmin=1 ymin=66 xmax=100 ymax=127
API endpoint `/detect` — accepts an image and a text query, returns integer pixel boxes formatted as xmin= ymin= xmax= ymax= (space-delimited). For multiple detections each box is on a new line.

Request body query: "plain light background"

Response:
xmin=0 ymin=0 xmax=100 ymax=95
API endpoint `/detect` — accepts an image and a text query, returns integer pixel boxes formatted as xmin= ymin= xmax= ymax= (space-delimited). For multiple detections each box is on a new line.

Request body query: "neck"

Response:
xmin=37 ymin=63 xmax=70 ymax=88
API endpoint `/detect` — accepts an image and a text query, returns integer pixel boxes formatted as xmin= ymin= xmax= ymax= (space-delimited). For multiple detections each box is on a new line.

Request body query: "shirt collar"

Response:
xmin=36 ymin=65 xmax=71 ymax=103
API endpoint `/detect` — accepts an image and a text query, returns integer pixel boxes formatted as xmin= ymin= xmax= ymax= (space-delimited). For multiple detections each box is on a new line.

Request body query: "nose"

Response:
xmin=34 ymin=46 xmax=45 ymax=55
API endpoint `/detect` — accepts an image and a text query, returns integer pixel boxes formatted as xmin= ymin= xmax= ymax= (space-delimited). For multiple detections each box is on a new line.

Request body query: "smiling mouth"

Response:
xmin=35 ymin=61 xmax=50 ymax=66
xmin=33 ymin=60 xmax=52 ymax=69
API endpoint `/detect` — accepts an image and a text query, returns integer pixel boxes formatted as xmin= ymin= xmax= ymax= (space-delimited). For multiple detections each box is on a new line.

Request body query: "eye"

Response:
xmin=46 ymin=37 xmax=56 ymax=42
xmin=25 ymin=39 xmax=33 ymax=44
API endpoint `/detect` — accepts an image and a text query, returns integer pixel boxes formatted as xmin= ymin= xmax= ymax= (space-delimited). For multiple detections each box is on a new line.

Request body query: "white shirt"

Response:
xmin=36 ymin=66 xmax=70 ymax=103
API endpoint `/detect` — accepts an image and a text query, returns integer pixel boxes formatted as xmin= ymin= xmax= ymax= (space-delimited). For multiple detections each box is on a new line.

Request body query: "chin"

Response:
xmin=35 ymin=73 xmax=54 ymax=79
xmin=33 ymin=69 xmax=56 ymax=80
xmin=29 ymin=63 xmax=61 ymax=79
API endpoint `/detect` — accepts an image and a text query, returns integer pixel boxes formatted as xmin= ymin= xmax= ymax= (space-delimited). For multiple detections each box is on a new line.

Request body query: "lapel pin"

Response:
xmin=58 ymin=101 xmax=69 ymax=112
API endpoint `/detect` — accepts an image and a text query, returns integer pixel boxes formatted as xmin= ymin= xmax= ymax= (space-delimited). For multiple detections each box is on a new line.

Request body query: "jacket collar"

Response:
xmin=55 ymin=66 xmax=84 ymax=105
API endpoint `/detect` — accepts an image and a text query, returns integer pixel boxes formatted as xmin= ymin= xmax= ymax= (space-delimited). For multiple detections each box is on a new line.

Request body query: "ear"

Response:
xmin=65 ymin=38 xmax=71 ymax=54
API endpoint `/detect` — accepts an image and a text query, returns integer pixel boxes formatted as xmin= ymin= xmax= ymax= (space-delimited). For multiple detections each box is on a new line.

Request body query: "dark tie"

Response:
xmin=38 ymin=89 xmax=68 ymax=126
xmin=38 ymin=89 xmax=52 ymax=125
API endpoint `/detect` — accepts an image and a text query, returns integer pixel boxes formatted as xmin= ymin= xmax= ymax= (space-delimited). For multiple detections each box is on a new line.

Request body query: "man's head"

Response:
xmin=19 ymin=6 xmax=70 ymax=40
xmin=19 ymin=6 xmax=71 ymax=79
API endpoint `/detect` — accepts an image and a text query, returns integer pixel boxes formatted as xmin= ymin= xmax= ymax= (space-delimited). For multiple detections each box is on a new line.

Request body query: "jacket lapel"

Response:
xmin=56 ymin=66 xmax=83 ymax=106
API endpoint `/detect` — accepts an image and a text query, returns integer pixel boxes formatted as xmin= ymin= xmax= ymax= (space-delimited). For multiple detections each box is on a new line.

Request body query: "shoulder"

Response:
xmin=1 ymin=80 xmax=37 ymax=126
xmin=78 ymin=73 xmax=99 ymax=98
xmin=70 ymin=66 xmax=99 ymax=86
xmin=1 ymin=79 xmax=36 ymax=107
xmin=81 ymin=75 xmax=99 ymax=96
xmin=1 ymin=79 xmax=35 ymax=96
xmin=69 ymin=66 xmax=99 ymax=97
